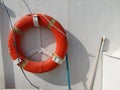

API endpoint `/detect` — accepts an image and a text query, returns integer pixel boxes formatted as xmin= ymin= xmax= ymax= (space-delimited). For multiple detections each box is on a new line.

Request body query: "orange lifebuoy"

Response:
xmin=8 ymin=13 xmax=68 ymax=73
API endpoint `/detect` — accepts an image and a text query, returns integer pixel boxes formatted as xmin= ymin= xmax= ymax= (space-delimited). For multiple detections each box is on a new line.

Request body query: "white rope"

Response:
xmin=40 ymin=13 xmax=67 ymax=37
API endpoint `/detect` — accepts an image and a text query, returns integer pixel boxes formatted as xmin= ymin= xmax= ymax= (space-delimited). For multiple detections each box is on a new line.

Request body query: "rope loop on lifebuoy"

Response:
xmin=8 ymin=13 xmax=68 ymax=73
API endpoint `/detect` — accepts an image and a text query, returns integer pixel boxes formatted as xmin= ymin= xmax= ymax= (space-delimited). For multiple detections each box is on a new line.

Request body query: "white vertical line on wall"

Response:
xmin=67 ymin=0 xmax=71 ymax=31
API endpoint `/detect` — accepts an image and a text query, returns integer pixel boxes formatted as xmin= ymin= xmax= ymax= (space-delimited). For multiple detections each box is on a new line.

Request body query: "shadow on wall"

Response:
xmin=0 ymin=3 xmax=16 ymax=18
xmin=35 ymin=32 xmax=90 ymax=89
xmin=102 ymin=38 xmax=110 ymax=52
xmin=0 ymin=3 xmax=16 ymax=89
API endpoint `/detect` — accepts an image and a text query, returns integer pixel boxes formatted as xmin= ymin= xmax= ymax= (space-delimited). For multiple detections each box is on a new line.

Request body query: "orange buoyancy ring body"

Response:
xmin=8 ymin=13 xmax=68 ymax=73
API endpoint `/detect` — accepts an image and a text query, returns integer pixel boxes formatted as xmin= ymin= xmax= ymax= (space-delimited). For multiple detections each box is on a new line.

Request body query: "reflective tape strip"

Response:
xmin=12 ymin=27 xmax=23 ymax=35
xmin=52 ymin=54 xmax=64 ymax=64
xmin=47 ymin=19 xmax=56 ymax=29
xmin=33 ymin=15 xmax=39 ymax=27
xmin=20 ymin=59 xmax=28 ymax=68
xmin=13 ymin=58 xmax=22 ymax=64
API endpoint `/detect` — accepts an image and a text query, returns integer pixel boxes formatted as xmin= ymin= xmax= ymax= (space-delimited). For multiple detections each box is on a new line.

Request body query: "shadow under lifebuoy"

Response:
xmin=34 ymin=31 xmax=90 ymax=89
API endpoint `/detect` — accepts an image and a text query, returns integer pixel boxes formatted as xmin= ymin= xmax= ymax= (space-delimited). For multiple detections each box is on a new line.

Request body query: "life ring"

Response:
xmin=8 ymin=13 xmax=68 ymax=73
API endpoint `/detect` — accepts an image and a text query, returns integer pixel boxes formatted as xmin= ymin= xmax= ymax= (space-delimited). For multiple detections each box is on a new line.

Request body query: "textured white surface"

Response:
xmin=112 ymin=48 xmax=120 ymax=59
xmin=0 ymin=0 xmax=120 ymax=90
xmin=103 ymin=54 xmax=120 ymax=90
xmin=0 ymin=5 xmax=5 ymax=89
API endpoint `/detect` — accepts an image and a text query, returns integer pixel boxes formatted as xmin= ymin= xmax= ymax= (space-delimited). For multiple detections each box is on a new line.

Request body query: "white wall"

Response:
xmin=0 ymin=3 xmax=16 ymax=89
xmin=0 ymin=0 xmax=120 ymax=90
xmin=102 ymin=54 xmax=120 ymax=90
xmin=0 ymin=5 xmax=5 ymax=88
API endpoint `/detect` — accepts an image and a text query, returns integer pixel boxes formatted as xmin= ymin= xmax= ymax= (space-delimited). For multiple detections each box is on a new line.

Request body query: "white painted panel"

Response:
xmin=0 ymin=0 xmax=70 ymax=90
xmin=0 ymin=0 xmax=120 ymax=90
xmin=103 ymin=55 xmax=120 ymax=90
xmin=0 ymin=3 xmax=15 ymax=89
xmin=0 ymin=4 xmax=5 ymax=89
